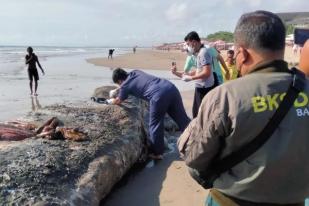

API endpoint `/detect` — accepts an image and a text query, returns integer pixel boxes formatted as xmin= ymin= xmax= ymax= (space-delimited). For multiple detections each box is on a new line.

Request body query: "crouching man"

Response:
xmin=109 ymin=68 xmax=190 ymax=159
xmin=178 ymin=11 xmax=309 ymax=205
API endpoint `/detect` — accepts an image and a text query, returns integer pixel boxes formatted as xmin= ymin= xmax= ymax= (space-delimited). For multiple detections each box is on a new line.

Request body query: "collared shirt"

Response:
xmin=178 ymin=60 xmax=309 ymax=204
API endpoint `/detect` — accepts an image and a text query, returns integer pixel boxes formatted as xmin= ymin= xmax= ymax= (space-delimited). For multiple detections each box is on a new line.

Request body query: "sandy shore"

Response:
xmin=88 ymin=46 xmax=300 ymax=72
xmin=87 ymin=49 xmax=188 ymax=70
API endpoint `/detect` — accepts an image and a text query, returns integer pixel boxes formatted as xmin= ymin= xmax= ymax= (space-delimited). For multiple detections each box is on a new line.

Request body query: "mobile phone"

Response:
xmin=294 ymin=28 xmax=309 ymax=46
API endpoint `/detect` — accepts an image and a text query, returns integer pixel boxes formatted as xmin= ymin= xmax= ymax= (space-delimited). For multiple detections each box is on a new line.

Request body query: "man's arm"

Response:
xmin=172 ymin=69 xmax=184 ymax=78
xmin=111 ymin=97 xmax=122 ymax=105
xmin=191 ymin=65 xmax=211 ymax=80
xmin=172 ymin=65 xmax=196 ymax=78
xmin=36 ymin=57 xmax=45 ymax=75
xmin=188 ymin=49 xmax=212 ymax=81
xmin=25 ymin=55 xmax=33 ymax=64
xmin=217 ymin=54 xmax=230 ymax=80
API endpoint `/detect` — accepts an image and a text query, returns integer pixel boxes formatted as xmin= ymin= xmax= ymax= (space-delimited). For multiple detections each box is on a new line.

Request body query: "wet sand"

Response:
xmin=102 ymin=152 xmax=208 ymax=206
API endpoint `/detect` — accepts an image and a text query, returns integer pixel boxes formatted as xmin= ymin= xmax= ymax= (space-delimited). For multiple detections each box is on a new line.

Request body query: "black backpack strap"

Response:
xmin=196 ymin=68 xmax=306 ymax=188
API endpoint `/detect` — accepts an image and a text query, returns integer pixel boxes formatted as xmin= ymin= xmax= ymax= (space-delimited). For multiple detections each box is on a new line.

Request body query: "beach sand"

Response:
xmin=88 ymin=46 xmax=300 ymax=72
xmin=87 ymin=49 xmax=188 ymax=70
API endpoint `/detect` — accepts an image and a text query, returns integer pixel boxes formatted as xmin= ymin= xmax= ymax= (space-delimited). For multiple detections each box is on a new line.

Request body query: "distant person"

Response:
xmin=25 ymin=47 xmax=45 ymax=96
xmin=108 ymin=68 xmax=190 ymax=159
xmin=222 ymin=49 xmax=238 ymax=81
xmin=172 ymin=31 xmax=217 ymax=118
xmin=178 ymin=10 xmax=309 ymax=205
xmin=108 ymin=49 xmax=115 ymax=59
xmin=133 ymin=46 xmax=136 ymax=54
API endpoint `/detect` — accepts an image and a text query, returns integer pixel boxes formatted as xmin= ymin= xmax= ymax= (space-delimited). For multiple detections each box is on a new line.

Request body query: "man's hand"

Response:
xmin=182 ymin=74 xmax=193 ymax=82
xmin=109 ymin=89 xmax=119 ymax=98
xmin=106 ymin=99 xmax=114 ymax=105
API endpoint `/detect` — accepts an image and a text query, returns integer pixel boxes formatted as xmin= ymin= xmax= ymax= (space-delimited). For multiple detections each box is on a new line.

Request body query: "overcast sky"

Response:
xmin=0 ymin=0 xmax=308 ymax=47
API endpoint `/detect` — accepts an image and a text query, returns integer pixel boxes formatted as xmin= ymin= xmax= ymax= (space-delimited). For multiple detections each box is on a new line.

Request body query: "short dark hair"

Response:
xmin=112 ymin=68 xmax=128 ymax=83
xmin=184 ymin=31 xmax=201 ymax=42
xmin=27 ymin=47 xmax=33 ymax=53
xmin=227 ymin=50 xmax=234 ymax=55
xmin=234 ymin=10 xmax=285 ymax=52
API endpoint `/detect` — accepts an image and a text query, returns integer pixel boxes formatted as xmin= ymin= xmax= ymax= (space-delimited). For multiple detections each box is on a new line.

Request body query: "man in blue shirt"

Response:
xmin=109 ymin=68 xmax=190 ymax=159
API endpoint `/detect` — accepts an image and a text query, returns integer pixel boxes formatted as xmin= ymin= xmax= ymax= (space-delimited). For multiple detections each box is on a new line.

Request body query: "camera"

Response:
xmin=294 ymin=28 xmax=309 ymax=46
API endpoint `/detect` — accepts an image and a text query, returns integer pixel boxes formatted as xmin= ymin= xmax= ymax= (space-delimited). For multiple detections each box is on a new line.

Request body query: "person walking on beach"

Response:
xmin=25 ymin=47 xmax=45 ymax=96
xmin=108 ymin=49 xmax=115 ymax=59
xmin=108 ymin=68 xmax=190 ymax=159
xmin=178 ymin=10 xmax=309 ymax=205
xmin=172 ymin=31 xmax=218 ymax=118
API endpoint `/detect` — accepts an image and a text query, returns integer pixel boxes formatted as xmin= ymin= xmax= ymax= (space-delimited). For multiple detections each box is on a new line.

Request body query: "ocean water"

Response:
xmin=0 ymin=46 xmax=130 ymax=75
xmin=0 ymin=46 xmax=129 ymax=120
xmin=0 ymin=46 xmax=194 ymax=121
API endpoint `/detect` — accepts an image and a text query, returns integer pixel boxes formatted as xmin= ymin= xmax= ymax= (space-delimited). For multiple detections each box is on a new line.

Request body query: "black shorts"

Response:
xmin=192 ymin=85 xmax=217 ymax=118
xmin=28 ymin=69 xmax=39 ymax=81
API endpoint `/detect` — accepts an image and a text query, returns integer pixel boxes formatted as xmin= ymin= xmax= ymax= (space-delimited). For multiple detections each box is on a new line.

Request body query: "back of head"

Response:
xmin=299 ymin=40 xmax=309 ymax=77
xmin=27 ymin=46 xmax=33 ymax=54
xmin=184 ymin=31 xmax=201 ymax=42
xmin=112 ymin=68 xmax=128 ymax=84
xmin=234 ymin=10 xmax=285 ymax=53
xmin=227 ymin=50 xmax=234 ymax=55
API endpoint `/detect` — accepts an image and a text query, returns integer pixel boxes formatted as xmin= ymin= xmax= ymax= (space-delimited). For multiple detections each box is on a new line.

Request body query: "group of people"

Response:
xmin=107 ymin=10 xmax=309 ymax=206
xmin=23 ymin=10 xmax=309 ymax=205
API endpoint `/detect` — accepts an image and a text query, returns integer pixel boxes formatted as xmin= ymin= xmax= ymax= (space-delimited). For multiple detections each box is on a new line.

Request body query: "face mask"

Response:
xmin=187 ymin=46 xmax=194 ymax=54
